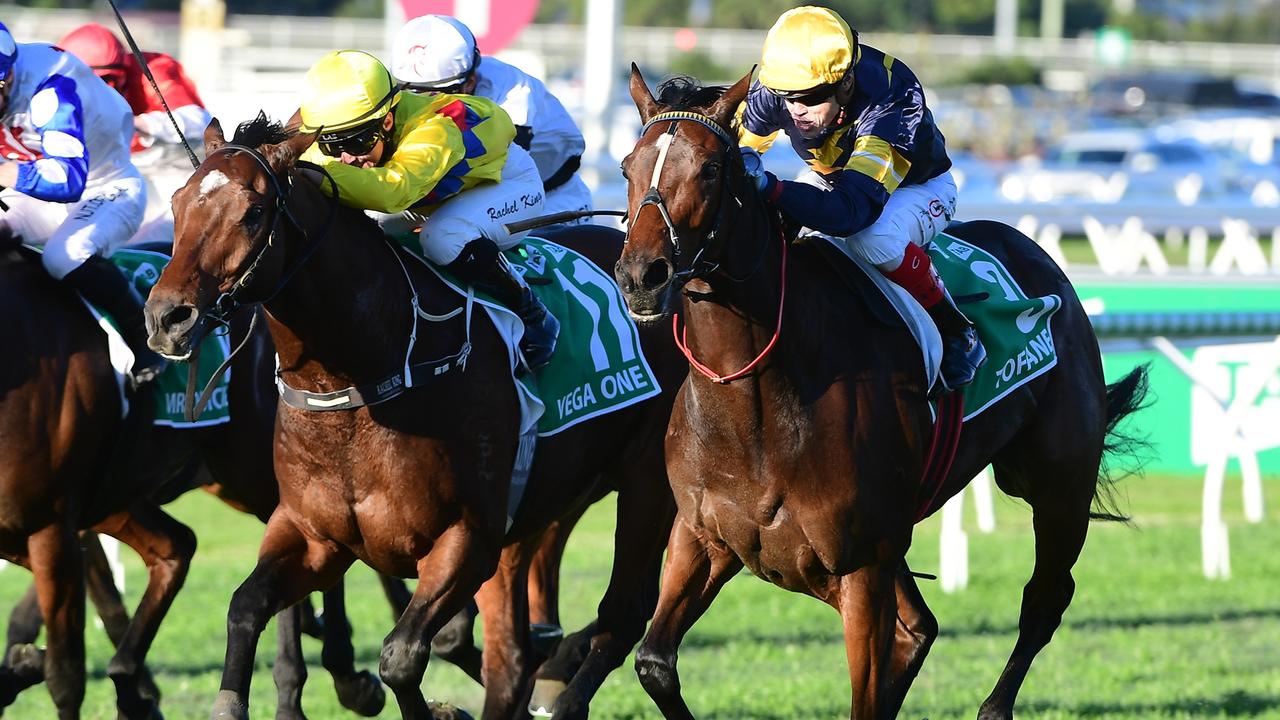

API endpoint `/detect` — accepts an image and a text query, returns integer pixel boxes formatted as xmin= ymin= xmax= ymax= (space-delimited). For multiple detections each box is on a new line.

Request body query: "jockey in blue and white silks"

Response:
xmin=0 ymin=21 xmax=164 ymax=386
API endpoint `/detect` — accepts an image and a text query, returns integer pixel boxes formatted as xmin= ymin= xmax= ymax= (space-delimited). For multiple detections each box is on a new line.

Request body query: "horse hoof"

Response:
xmin=528 ymin=679 xmax=568 ymax=718
xmin=334 ymin=671 xmax=385 ymax=717
xmin=4 ymin=644 xmax=44 ymax=683
xmin=427 ymin=700 xmax=474 ymax=720
xmin=211 ymin=689 xmax=249 ymax=720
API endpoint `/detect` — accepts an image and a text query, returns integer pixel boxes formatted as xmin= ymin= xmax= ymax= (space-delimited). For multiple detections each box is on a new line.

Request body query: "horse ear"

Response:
xmin=262 ymin=131 xmax=317 ymax=174
xmin=708 ymin=66 xmax=755 ymax=129
xmin=204 ymin=118 xmax=226 ymax=154
xmin=629 ymin=63 xmax=661 ymax=124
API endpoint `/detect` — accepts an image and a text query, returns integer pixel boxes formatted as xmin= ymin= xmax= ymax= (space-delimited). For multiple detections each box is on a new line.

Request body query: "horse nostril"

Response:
xmin=641 ymin=258 xmax=672 ymax=292
xmin=161 ymin=304 xmax=198 ymax=333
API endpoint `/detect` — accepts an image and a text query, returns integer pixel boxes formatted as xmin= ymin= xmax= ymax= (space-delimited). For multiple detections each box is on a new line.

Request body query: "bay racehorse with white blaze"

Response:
xmin=144 ymin=115 xmax=686 ymax=720
xmin=614 ymin=66 xmax=1150 ymax=720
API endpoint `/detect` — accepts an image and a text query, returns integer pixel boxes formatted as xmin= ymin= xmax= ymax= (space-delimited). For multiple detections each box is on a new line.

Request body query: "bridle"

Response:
xmin=626 ymin=109 xmax=789 ymax=384
xmin=628 ymin=110 xmax=743 ymax=284
xmin=179 ymin=143 xmax=339 ymax=421
xmin=204 ymin=144 xmax=339 ymax=323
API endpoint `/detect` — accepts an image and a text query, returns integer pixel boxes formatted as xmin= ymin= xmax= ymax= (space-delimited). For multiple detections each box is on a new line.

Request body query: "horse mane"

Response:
xmin=655 ymin=76 xmax=728 ymax=112
xmin=232 ymin=111 xmax=293 ymax=147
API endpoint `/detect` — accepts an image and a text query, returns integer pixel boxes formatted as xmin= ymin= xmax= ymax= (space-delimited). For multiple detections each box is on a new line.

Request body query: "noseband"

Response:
xmin=628 ymin=111 xmax=742 ymax=283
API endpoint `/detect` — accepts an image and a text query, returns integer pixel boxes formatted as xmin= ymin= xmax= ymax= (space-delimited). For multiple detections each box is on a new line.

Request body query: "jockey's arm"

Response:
xmin=301 ymin=114 xmax=468 ymax=214
xmin=135 ymin=104 xmax=211 ymax=145
xmin=9 ymin=76 xmax=89 ymax=203
xmin=133 ymin=53 xmax=210 ymax=145
xmin=763 ymin=167 xmax=889 ymax=237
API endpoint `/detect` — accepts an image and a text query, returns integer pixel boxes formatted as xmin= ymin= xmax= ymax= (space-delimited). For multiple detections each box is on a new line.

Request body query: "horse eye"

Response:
xmin=701 ymin=161 xmax=720 ymax=180
xmin=243 ymin=204 xmax=264 ymax=226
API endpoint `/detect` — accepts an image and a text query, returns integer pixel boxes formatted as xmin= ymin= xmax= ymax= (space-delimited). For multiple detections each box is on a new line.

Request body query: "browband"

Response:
xmin=641 ymin=111 xmax=736 ymax=147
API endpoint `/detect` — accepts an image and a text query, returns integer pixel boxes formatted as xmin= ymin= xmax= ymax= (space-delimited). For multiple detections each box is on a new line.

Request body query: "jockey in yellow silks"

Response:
xmin=736 ymin=6 xmax=986 ymax=392
xmin=297 ymin=50 xmax=557 ymax=369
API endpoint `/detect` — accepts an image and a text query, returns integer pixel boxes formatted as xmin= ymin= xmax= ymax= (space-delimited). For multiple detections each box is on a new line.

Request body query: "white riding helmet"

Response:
xmin=391 ymin=14 xmax=481 ymax=91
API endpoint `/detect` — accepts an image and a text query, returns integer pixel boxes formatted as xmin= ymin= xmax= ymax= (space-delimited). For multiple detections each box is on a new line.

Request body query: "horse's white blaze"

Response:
xmin=199 ymin=170 xmax=230 ymax=196
xmin=648 ymin=132 xmax=675 ymax=190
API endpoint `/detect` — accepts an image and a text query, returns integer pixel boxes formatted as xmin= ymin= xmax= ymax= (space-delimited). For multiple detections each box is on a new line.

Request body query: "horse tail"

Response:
xmin=1091 ymin=363 xmax=1155 ymax=522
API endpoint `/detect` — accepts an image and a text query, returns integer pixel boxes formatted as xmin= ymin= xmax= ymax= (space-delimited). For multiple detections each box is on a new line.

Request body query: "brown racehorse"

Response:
xmin=0 ymin=231 xmax=195 ymax=720
xmin=0 ymin=238 xmax=384 ymax=719
xmin=614 ymin=67 xmax=1151 ymax=720
xmin=144 ymin=115 xmax=684 ymax=720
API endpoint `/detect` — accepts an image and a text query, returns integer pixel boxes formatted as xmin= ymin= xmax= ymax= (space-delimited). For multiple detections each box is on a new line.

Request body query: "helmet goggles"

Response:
xmin=318 ymin=118 xmax=387 ymax=158
xmin=767 ymin=79 xmax=841 ymax=106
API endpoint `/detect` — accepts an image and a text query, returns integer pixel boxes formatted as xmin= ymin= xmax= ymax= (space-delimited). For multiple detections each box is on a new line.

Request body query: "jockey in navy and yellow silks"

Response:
xmin=735 ymin=6 xmax=986 ymax=392
xmin=298 ymin=50 xmax=559 ymax=370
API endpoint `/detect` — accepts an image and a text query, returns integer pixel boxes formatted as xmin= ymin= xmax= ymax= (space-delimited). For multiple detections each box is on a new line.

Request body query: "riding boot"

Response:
xmin=61 ymin=255 xmax=168 ymax=388
xmin=927 ymin=286 xmax=988 ymax=393
xmin=882 ymin=242 xmax=986 ymax=393
xmin=475 ymin=254 xmax=560 ymax=371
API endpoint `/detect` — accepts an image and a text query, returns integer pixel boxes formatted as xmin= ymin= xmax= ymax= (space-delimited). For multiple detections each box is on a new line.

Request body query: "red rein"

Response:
xmin=673 ymin=228 xmax=788 ymax=384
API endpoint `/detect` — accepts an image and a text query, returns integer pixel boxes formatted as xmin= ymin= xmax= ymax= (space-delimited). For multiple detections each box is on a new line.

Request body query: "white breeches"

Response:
xmin=0 ymin=173 xmax=147 ymax=279
xmin=373 ymin=144 xmax=547 ymax=264
xmin=799 ymin=169 xmax=958 ymax=270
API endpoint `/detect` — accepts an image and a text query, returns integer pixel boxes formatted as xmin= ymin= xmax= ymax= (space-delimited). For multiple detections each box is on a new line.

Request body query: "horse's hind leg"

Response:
xmin=634 ymin=516 xmax=742 ymax=720
xmin=94 ymin=505 xmax=196 ymax=720
xmin=979 ymin=450 xmax=1100 ymax=719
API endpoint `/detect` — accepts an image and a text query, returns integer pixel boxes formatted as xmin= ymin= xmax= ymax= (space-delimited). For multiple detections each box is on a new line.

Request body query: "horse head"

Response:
xmin=145 ymin=115 xmax=317 ymax=359
xmin=615 ymin=65 xmax=755 ymax=322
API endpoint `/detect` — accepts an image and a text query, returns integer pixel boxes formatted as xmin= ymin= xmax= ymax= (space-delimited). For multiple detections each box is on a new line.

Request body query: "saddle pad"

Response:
xmin=409 ymin=235 xmax=663 ymax=437
xmin=928 ymin=233 xmax=1061 ymax=420
xmin=104 ymin=249 xmax=233 ymax=427
xmin=807 ymin=233 xmax=944 ymax=392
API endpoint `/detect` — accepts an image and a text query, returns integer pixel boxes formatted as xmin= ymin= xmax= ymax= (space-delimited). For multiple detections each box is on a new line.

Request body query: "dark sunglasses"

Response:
xmin=767 ymin=73 xmax=848 ymax=107
xmin=318 ymin=122 xmax=387 ymax=158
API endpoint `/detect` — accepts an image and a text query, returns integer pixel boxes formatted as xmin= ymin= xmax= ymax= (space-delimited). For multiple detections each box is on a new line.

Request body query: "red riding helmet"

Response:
xmin=57 ymin=23 xmax=132 ymax=91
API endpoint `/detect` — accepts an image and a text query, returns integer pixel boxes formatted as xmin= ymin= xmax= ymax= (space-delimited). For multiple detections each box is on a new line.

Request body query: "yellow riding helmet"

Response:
xmin=299 ymin=50 xmax=401 ymax=133
xmin=758 ymin=6 xmax=856 ymax=95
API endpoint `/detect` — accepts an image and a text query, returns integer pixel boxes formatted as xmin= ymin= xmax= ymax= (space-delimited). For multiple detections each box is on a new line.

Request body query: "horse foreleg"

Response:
xmin=5 ymin=585 xmax=41 ymax=658
xmin=272 ymin=601 xmax=309 ymax=720
xmin=26 ymin=523 xmax=87 ymax=720
xmin=82 ymin=532 xmax=162 ymax=706
xmin=93 ymin=505 xmax=196 ymax=720
xmin=635 ymin=516 xmax=741 ymax=720
xmin=214 ymin=514 xmax=352 ymax=720
xmin=837 ymin=560 xmax=901 ymax=720
xmin=318 ymin=579 xmax=385 ymax=716
xmin=473 ymin=543 xmax=534 ymax=719
xmin=883 ymin=564 xmax=937 ymax=716
xmin=550 ymin=471 xmax=675 ymax=720
xmin=380 ymin=523 xmax=498 ymax=720
xmin=1 ymin=582 xmax=44 ymax=710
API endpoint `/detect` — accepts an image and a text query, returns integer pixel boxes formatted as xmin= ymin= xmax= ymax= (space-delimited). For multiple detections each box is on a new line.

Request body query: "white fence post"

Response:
xmin=939 ymin=467 xmax=996 ymax=593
